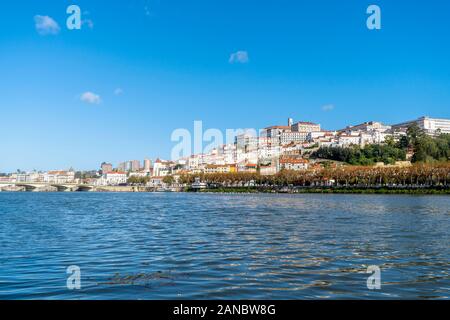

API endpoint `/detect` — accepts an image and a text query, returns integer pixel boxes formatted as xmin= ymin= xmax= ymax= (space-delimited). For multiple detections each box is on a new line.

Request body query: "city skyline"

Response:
xmin=2 ymin=1 xmax=450 ymax=172
xmin=2 ymin=114 xmax=449 ymax=174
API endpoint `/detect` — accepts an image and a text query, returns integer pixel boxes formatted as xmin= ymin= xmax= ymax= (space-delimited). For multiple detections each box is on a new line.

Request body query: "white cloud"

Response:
xmin=114 ymin=88 xmax=123 ymax=95
xmin=80 ymin=92 xmax=101 ymax=104
xmin=322 ymin=104 xmax=335 ymax=112
xmin=229 ymin=51 xmax=249 ymax=64
xmin=34 ymin=15 xmax=60 ymax=35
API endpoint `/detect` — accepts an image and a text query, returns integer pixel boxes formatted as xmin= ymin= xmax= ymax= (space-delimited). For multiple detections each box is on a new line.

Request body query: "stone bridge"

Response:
xmin=0 ymin=182 xmax=96 ymax=192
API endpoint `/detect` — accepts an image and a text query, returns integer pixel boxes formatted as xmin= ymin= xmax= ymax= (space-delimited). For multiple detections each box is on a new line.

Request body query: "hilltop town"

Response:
xmin=1 ymin=116 xmax=449 ymax=191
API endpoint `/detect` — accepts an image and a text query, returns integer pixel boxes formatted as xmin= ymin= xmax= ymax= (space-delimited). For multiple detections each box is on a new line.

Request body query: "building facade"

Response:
xmin=291 ymin=121 xmax=321 ymax=133
xmin=101 ymin=162 xmax=113 ymax=173
xmin=44 ymin=171 xmax=76 ymax=184
xmin=278 ymin=158 xmax=309 ymax=171
xmin=96 ymin=172 xmax=127 ymax=186
xmin=392 ymin=116 xmax=450 ymax=135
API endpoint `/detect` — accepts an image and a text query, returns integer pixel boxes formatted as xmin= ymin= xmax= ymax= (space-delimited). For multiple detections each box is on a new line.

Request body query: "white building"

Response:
xmin=236 ymin=131 xmax=259 ymax=152
xmin=340 ymin=121 xmax=391 ymax=134
xmin=257 ymin=137 xmax=282 ymax=159
xmin=152 ymin=159 xmax=173 ymax=177
xmin=338 ymin=130 xmax=390 ymax=146
xmin=44 ymin=171 xmax=75 ymax=184
xmin=260 ymin=125 xmax=291 ymax=143
xmin=234 ymin=148 xmax=258 ymax=165
xmin=203 ymin=148 xmax=227 ymax=165
xmin=219 ymin=144 xmax=236 ymax=164
xmin=280 ymin=131 xmax=309 ymax=144
xmin=391 ymin=116 xmax=450 ymax=135
xmin=186 ymin=155 xmax=201 ymax=170
xmin=307 ymin=131 xmax=337 ymax=141
xmin=338 ymin=134 xmax=360 ymax=146
xmin=15 ymin=172 xmax=44 ymax=183
xmin=96 ymin=172 xmax=127 ymax=186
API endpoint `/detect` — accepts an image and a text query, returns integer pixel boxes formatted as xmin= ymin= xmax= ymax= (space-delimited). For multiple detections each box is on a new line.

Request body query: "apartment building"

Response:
xmin=392 ymin=116 xmax=450 ymax=135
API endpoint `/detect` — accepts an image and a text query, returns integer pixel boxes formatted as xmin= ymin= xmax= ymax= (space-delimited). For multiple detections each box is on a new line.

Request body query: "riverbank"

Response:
xmin=2 ymin=185 xmax=450 ymax=194
xmin=188 ymin=186 xmax=450 ymax=195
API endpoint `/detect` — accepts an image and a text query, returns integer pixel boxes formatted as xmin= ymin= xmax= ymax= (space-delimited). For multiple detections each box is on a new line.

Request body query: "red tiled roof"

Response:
xmin=294 ymin=121 xmax=319 ymax=126
xmin=47 ymin=171 xmax=73 ymax=175
xmin=245 ymin=163 xmax=257 ymax=167
xmin=264 ymin=125 xmax=291 ymax=130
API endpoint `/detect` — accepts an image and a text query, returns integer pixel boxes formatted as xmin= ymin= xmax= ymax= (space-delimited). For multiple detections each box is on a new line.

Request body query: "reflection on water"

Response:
xmin=0 ymin=193 xmax=449 ymax=299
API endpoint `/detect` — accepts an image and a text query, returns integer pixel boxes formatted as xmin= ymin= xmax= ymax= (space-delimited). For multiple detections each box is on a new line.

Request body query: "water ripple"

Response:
xmin=0 ymin=193 xmax=449 ymax=299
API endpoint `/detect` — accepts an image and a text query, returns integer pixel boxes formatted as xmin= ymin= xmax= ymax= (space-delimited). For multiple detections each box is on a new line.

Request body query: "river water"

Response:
xmin=0 ymin=193 xmax=448 ymax=299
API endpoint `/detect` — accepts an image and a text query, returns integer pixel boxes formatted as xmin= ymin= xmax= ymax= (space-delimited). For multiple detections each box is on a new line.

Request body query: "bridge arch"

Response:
xmin=77 ymin=185 xmax=95 ymax=192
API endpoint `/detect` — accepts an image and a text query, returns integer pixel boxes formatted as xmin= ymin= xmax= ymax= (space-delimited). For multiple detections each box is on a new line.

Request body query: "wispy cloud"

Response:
xmin=80 ymin=92 xmax=101 ymax=104
xmin=34 ymin=15 xmax=60 ymax=35
xmin=114 ymin=88 xmax=123 ymax=96
xmin=81 ymin=11 xmax=94 ymax=29
xmin=144 ymin=6 xmax=151 ymax=16
xmin=82 ymin=19 xmax=94 ymax=29
xmin=229 ymin=51 xmax=249 ymax=64
xmin=322 ymin=104 xmax=335 ymax=112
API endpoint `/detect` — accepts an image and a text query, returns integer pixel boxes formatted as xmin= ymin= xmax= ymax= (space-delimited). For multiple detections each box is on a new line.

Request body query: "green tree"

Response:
xmin=163 ymin=175 xmax=175 ymax=185
xmin=384 ymin=135 xmax=396 ymax=147
xmin=407 ymin=123 xmax=425 ymax=147
xmin=127 ymin=176 xmax=150 ymax=185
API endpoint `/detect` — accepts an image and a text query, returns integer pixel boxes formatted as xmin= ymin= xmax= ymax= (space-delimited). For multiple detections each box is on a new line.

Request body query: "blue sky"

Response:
xmin=1 ymin=0 xmax=450 ymax=172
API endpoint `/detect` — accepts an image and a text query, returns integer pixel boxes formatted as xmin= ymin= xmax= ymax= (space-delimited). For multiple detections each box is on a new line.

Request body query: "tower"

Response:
xmin=288 ymin=118 xmax=293 ymax=127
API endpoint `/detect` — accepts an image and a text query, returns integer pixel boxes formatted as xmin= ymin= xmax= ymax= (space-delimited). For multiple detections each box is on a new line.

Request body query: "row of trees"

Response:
xmin=127 ymin=175 xmax=174 ymax=185
xmin=127 ymin=176 xmax=150 ymax=185
xmin=177 ymin=163 xmax=450 ymax=188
